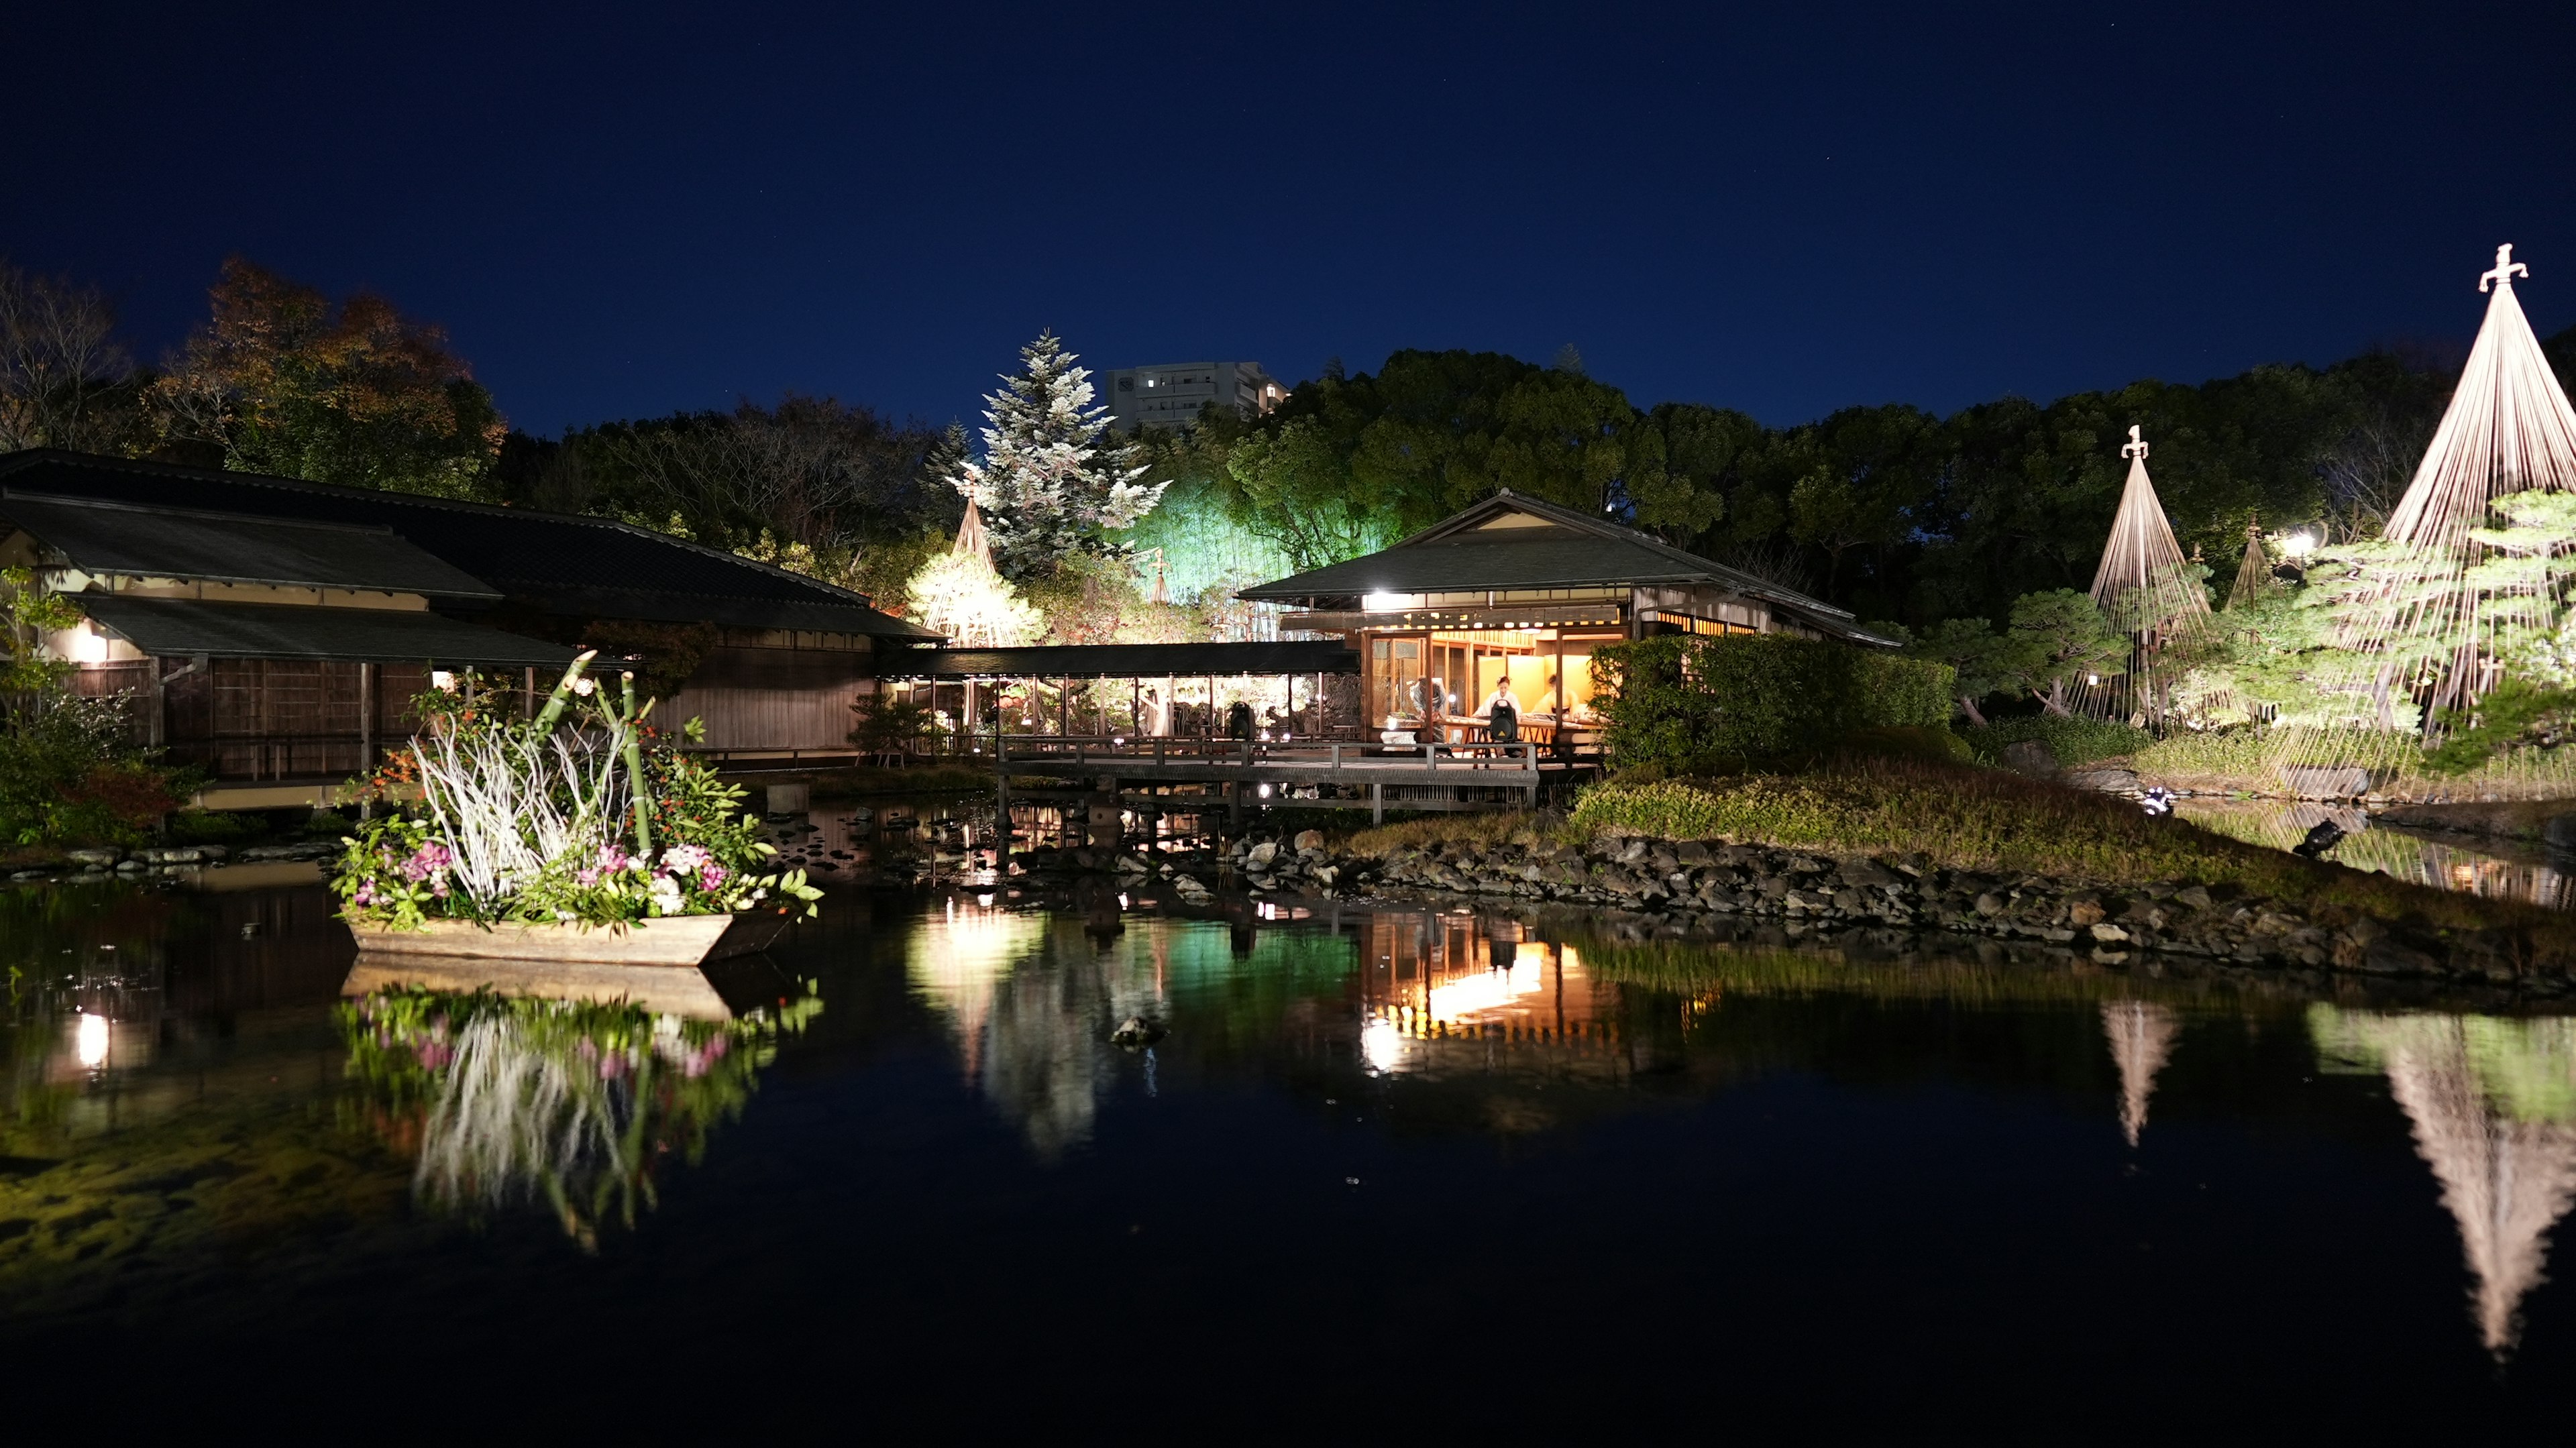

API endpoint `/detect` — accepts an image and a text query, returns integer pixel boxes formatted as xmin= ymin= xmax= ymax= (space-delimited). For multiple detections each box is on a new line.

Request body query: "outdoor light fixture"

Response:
xmin=2280 ymin=532 xmax=2318 ymax=559
xmin=1362 ymin=592 xmax=1405 ymax=612
xmin=431 ymin=670 xmax=457 ymax=691
xmin=1258 ymin=783 xmax=1273 ymax=798
xmin=2087 ymin=673 xmax=2102 ymax=686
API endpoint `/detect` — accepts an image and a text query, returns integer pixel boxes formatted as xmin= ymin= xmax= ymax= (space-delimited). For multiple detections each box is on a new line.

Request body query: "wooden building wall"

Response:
xmin=663 ymin=644 xmax=873 ymax=752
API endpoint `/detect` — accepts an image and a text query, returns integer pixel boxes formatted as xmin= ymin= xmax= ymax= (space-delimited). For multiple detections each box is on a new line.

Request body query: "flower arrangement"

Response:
xmin=334 ymin=652 xmax=822 ymax=930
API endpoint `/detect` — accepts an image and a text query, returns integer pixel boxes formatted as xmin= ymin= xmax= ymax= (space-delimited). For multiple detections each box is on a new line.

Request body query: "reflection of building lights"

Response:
xmin=76 ymin=1011 xmax=109 ymax=1068
xmin=1116 ymin=893 xmax=1129 ymax=909
xmin=977 ymin=893 xmax=995 ymax=907
xmin=1361 ymin=1018 xmax=1404 ymax=1074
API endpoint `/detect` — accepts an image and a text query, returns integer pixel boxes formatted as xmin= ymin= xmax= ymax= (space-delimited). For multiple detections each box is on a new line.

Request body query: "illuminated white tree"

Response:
xmin=943 ymin=331 xmax=1163 ymax=579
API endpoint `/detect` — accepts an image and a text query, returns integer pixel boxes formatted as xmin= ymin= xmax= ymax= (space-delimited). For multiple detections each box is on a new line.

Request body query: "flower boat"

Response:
xmin=335 ymin=653 xmax=822 ymax=976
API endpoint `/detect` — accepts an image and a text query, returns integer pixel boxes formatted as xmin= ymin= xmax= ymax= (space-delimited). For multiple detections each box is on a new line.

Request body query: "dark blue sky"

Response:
xmin=11 ymin=1 xmax=2574 ymax=436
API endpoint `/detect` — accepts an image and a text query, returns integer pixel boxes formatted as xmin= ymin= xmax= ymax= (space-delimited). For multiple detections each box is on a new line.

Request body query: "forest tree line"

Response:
xmin=7 ymin=253 xmax=2573 ymax=634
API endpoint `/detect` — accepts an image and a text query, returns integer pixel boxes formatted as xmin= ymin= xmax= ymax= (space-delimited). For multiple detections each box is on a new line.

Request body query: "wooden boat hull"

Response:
xmin=347 ymin=911 xmax=792 ymax=966
xmin=340 ymin=913 xmax=798 ymax=1020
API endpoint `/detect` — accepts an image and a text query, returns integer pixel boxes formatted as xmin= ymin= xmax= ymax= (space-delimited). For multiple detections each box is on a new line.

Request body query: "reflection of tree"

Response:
xmin=343 ymin=989 xmax=818 ymax=1249
xmin=2312 ymin=1007 xmax=2576 ymax=1355
xmin=908 ymin=907 xmax=1170 ymax=1160
xmin=2100 ymin=1001 xmax=2179 ymax=1147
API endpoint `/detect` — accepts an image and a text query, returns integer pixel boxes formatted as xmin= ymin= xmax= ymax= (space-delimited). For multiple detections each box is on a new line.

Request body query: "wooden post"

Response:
xmin=994 ymin=706 xmax=1010 ymax=871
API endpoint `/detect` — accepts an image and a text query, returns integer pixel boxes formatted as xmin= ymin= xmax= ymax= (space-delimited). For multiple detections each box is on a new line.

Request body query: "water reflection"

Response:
xmin=2178 ymin=798 xmax=2576 ymax=909
xmin=2313 ymin=1007 xmax=2576 ymax=1355
xmin=343 ymin=987 xmax=820 ymax=1249
xmin=2102 ymin=1000 xmax=2180 ymax=1146
xmin=1353 ymin=911 xmax=1626 ymax=1080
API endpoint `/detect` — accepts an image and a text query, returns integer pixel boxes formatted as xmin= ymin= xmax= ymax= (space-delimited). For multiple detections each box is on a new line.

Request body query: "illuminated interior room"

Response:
xmin=1238 ymin=490 xmax=1898 ymax=742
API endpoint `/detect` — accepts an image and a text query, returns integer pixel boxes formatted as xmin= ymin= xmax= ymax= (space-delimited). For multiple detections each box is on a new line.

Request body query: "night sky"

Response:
xmin=11 ymin=2 xmax=2574 ymax=435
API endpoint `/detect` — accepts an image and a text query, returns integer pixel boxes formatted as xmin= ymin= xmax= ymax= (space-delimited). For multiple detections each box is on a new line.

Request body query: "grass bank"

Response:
xmin=2132 ymin=728 xmax=2576 ymax=801
xmin=1344 ymin=755 xmax=2575 ymax=948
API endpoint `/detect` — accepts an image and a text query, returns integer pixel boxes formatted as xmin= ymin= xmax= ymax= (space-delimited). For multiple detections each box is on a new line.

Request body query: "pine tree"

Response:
xmin=945 ymin=332 xmax=1163 ymax=579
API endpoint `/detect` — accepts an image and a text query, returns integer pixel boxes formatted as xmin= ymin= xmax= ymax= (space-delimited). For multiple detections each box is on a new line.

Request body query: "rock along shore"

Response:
xmin=1003 ymin=826 xmax=2557 ymax=993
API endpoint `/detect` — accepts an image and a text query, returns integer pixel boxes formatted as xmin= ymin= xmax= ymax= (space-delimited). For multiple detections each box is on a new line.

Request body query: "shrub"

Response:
xmin=0 ymin=694 xmax=181 ymax=846
xmin=1956 ymin=715 xmax=2153 ymax=768
xmin=166 ymin=810 xmax=261 ymax=844
xmin=1592 ymin=634 xmax=1954 ymax=771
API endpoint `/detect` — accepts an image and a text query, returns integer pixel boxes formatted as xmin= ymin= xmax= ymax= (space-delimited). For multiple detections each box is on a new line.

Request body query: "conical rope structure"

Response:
xmin=2086 ymin=427 xmax=2210 ymax=722
xmin=2229 ymin=516 xmax=2275 ymax=610
xmin=953 ymin=498 xmax=992 ymax=566
xmin=2294 ymin=245 xmax=2576 ymax=761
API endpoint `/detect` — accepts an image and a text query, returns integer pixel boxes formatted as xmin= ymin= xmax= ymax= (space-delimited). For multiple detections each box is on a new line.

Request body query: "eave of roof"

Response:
xmin=0 ymin=490 xmax=502 ymax=599
xmin=0 ymin=449 xmax=925 ymax=631
xmin=497 ymin=583 xmax=942 ymax=639
xmin=1238 ymin=488 xmax=1857 ymax=620
xmin=879 ymin=641 xmax=1361 ymax=680
xmin=74 ymin=596 xmax=580 ymax=667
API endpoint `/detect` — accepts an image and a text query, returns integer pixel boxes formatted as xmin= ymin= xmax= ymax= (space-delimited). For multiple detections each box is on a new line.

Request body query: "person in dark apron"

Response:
xmin=1483 ymin=679 xmax=1519 ymax=744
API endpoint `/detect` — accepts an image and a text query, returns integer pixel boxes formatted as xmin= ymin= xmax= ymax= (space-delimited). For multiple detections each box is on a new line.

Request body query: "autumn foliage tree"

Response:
xmin=154 ymin=258 xmax=505 ymax=498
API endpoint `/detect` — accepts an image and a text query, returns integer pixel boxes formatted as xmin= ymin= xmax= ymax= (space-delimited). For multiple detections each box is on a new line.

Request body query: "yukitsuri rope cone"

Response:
xmin=2085 ymin=426 xmax=2210 ymax=722
xmin=2229 ymin=517 xmax=2276 ymax=610
xmin=2291 ymin=245 xmax=2576 ymax=770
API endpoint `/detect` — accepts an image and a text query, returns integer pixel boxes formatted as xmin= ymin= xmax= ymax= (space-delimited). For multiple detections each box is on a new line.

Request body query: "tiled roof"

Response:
xmin=0 ymin=491 xmax=500 ymax=598
xmin=78 ymin=596 xmax=578 ymax=667
xmin=0 ymin=450 xmax=939 ymax=640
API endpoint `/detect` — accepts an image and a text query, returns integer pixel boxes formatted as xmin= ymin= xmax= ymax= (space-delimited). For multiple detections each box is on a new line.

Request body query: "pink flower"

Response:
xmin=575 ymin=867 xmax=601 ymax=887
xmin=698 ymin=862 xmax=728 ymax=890
xmin=400 ymin=841 xmax=451 ymax=883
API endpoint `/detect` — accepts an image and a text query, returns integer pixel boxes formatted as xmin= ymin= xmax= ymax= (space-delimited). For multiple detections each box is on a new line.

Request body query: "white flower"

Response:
xmin=647 ymin=875 xmax=686 ymax=916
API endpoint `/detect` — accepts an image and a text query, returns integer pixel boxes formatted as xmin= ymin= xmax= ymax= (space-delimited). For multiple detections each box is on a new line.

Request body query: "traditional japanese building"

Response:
xmin=0 ymin=449 xmax=937 ymax=808
xmin=1236 ymin=490 xmax=1896 ymax=734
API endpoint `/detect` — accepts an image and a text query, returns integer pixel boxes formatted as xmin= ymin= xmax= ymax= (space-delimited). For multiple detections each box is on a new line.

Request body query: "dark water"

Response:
xmin=7 ymin=877 xmax=2576 ymax=1435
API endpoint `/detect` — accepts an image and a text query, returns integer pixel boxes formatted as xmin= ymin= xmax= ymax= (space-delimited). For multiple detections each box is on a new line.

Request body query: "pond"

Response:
xmin=2176 ymin=797 xmax=2576 ymax=909
xmin=5 ymin=875 xmax=2576 ymax=1433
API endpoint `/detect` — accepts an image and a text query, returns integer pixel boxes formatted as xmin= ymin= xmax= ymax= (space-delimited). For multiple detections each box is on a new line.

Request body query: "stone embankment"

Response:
xmin=1010 ymin=826 xmax=2552 ymax=991
xmin=5 ymin=840 xmax=339 ymax=884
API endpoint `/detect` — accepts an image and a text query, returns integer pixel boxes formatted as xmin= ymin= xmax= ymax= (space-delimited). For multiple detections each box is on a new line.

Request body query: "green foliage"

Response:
xmin=0 ymin=572 xmax=185 ymax=845
xmin=1955 ymin=715 xmax=2153 ymax=767
xmin=164 ymin=810 xmax=260 ymax=845
xmin=849 ymin=692 xmax=934 ymax=765
xmin=1592 ymin=633 xmax=1954 ymax=771
xmin=2004 ymin=588 xmax=2127 ymax=715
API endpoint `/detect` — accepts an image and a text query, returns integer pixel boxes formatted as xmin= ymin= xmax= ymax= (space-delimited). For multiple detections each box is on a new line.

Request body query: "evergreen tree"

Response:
xmin=945 ymin=332 xmax=1162 ymax=579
